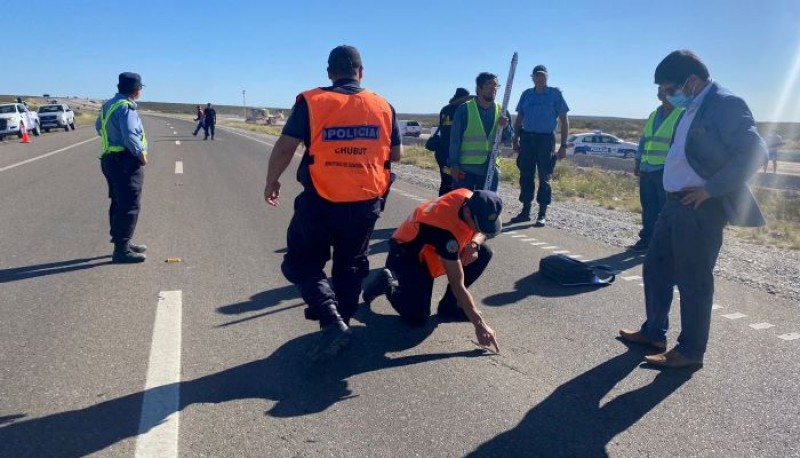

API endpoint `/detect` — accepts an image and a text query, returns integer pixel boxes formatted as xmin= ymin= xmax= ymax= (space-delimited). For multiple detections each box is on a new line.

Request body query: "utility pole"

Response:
xmin=242 ymin=89 xmax=246 ymax=120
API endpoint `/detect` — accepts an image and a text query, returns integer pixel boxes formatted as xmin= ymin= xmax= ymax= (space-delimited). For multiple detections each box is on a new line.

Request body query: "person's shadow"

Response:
xmin=484 ymin=271 xmax=611 ymax=306
xmin=0 ymin=308 xmax=488 ymax=457
xmin=587 ymin=250 xmax=645 ymax=274
xmin=467 ymin=341 xmax=697 ymax=458
xmin=0 ymin=256 xmax=112 ymax=284
xmin=368 ymin=227 xmax=395 ymax=256
xmin=216 ymin=284 xmax=302 ymax=327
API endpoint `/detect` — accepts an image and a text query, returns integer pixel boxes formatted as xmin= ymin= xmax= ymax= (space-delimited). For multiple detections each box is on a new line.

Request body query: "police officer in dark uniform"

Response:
xmin=203 ymin=103 xmax=216 ymax=140
xmin=96 ymin=72 xmax=149 ymax=263
xmin=264 ymin=45 xmax=402 ymax=360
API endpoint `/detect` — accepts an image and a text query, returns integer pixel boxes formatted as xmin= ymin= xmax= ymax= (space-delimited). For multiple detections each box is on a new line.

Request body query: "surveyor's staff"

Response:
xmin=484 ymin=51 xmax=518 ymax=190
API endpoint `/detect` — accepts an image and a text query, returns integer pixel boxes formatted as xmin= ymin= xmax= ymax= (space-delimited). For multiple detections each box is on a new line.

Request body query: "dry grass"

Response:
xmin=219 ymin=119 xmax=282 ymax=136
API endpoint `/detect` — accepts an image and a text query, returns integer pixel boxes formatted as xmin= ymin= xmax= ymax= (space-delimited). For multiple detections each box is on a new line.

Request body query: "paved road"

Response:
xmin=1 ymin=116 xmax=798 ymax=457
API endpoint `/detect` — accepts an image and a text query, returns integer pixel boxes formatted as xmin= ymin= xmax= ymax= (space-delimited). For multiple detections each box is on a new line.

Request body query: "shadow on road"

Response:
xmin=588 ymin=250 xmax=645 ymax=274
xmin=467 ymin=341 xmax=697 ymax=457
xmin=368 ymin=227 xmax=395 ymax=256
xmin=0 ymin=307 xmax=485 ymax=457
xmin=0 ymin=256 xmax=112 ymax=284
xmin=484 ymin=271 xmax=610 ymax=306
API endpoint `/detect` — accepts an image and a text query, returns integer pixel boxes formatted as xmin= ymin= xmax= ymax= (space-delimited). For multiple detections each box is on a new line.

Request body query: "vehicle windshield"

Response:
xmin=408 ymin=121 xmax=420 ymax=126
xmin=0 ymin=105 xmax=17 ymax=114
xmin=38 ymin=105 xmax=63 ymax=113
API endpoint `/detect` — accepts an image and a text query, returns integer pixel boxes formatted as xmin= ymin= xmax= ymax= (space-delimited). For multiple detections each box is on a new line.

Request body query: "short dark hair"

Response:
xmin=654 ymin=50 xmax=710 ymax=85
xmin=476 ymin=72 xmax=498 ymax=88
xmin=327 ymin=45 xmax=362 ymax=78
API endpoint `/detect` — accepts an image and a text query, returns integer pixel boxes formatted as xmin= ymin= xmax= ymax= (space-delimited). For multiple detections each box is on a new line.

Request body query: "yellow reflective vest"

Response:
xmin=641 ymin=107 xmax=683 ymax=166
xmin=99 ymin=99 xmax=148 ymax=156
xmin=459 ymin=99 xmax=500 ymax=165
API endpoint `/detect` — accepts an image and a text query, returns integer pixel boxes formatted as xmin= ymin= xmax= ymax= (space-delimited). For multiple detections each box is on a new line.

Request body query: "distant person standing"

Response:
xmin=192 ymin=104 xmax=204 ymax=136
xmin=434 ymin=87 xmax=472 ymax=196
xmin=203 ymin=103 xmax=216 ymax=140
xmin=628 ymin=90 xmax=684 ymax=253
xmin=509 ymin=65 xmax=570 ymax=227
xmin=763 ymin=133 xmax=783 ymax=173
xmin=95 ymin=72 xmax=149 ymax=263
xmin=448 ymin=73 xmax=509 ymax=193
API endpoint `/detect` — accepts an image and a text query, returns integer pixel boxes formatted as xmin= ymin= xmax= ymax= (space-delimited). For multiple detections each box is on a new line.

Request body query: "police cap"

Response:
xmin=118 ymin=72 xmax=144 ymax=94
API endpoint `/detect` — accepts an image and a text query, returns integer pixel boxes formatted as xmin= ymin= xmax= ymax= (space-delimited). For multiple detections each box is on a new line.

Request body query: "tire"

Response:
xmin=17 ymin=122 xmax=24 ymax=138
xmin=69 ymin=121 xmax=76 ymax=130
xmin=32 ymin=121 xmax=40 ymax=136
xmin=64 ymin=123 xmax=70 ymax=132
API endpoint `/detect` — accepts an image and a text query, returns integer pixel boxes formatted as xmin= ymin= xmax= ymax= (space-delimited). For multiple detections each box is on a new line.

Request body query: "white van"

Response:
xmin=398 ymin=120 xmax=422 ymax=137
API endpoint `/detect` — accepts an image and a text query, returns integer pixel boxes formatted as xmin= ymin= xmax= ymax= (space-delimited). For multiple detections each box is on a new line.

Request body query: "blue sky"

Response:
xmin=4 ymin=0 xmax=800 ymax=122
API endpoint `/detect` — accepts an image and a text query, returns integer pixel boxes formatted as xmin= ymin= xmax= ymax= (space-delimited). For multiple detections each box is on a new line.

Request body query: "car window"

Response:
xmin=0 ymin=105 xmax=16 ymax=114
xmin=567 ymin=135 xmax=577 ymax=142
xmin=408 ymin=121 xmax=420 ymax=127
xmin=40 ymin=106 xmax=59 ymax=113
xmin=18 ymin=104 xmax=27 ymax=113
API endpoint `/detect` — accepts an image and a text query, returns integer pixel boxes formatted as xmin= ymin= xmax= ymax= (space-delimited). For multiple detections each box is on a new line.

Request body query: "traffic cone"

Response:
xmin=20 ymin=129 xmax=30 ymax=144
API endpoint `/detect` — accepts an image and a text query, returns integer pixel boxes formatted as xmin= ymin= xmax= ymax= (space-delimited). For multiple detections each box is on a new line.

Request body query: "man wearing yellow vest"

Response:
xmin=628 ymin=90 xmax=683 ymax=253
xmin=96 ymin=72 xmax=149 ymax=263
xmin=264 ymin=45 xmax=402 ymax=360
xmin=362 ymin=188 xmax=501 ymax=353
xmin=448 ymin=72 xmax=509 ymax=192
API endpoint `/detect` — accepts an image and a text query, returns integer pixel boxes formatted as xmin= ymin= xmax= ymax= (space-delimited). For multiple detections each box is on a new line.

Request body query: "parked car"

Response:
xmin=398 ymin=120 xmax=422 ymax=137
xmin=0 ymin=103 xmax=40 ymax=140
xmin=38 ymin=103 xmax=76 ymax=132
xmin=565 ymin=131 xmax=638 ymax=159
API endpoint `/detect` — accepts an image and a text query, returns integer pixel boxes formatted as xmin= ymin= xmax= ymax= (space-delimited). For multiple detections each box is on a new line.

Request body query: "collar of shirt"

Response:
xmin=113 ymin=93 xmax=137 ymax=109
xmin=685 ymin=79 xmax=713 ymax=114
xmin=332 ymin=78 xmax=360 ymax=88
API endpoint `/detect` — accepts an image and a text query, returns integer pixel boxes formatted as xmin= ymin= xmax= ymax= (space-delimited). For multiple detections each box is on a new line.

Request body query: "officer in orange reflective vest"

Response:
xmin=363 ymin=189 xmax=501 ymax=352
xmin=264 ymin=45 xmax=403 ymax=360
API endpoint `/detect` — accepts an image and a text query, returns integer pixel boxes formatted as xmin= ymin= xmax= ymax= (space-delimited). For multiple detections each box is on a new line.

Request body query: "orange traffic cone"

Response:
xmin=20 ymin=128 xmax=30 ymax=144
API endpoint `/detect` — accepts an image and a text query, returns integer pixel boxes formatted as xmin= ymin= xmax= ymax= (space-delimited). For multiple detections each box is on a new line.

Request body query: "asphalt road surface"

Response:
xmin=1 ymin=116 xmax=798 ymax=458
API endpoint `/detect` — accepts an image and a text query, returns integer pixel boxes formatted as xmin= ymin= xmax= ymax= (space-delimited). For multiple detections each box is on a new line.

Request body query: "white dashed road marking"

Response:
xmin=722 ymin=313 xmax=747 ymax=320
xmin=175 ymin=141 xmax=181 ymax=145
xmin=712 ymin=304 xmax=724 ymax=310
xmin=541 ymin=246 xmax=558 ymax=250
xmin=552 ymin=250 xmax=570 ymax=254
xmin=530 ymin=242 xmax=546 ymax=246
xmin=621 ymin=275 xmax=643 ymax=281
xmin=175 ymin=161 xmax=183 ymax=174
xmin=778 ymin=333 xmax=800 ymax=341
xmin=511 ymin=235 xmax=527 ymax=238
xmin=521 ymin=238 xmax=537 ymax=242
xmin=135 ymin=290 xmax=182 ymax=458
xmin=750 ymin=323 xmax=775 ymax=330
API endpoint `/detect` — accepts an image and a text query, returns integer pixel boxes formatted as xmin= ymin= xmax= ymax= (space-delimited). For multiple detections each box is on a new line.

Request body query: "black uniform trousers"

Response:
xmin=516 ymin=132 xmax=556 ymax=207
xmin=281 ymin=189 xmax=381 ymax=327
xmin=101 ymin=153 xmax=144 ymax=245
xmin=385 ymin=240 xmax=493 ymax=326
xmin=203 ymin=122 xmax=215 ymax=139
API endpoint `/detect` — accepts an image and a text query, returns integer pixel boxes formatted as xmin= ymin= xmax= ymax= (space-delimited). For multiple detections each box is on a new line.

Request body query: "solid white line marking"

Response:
xmin=175 ymin=161 xmax=183 ymax=174
xmin=722 ymin=313 xmax=747 ymax=320
xmin=175 ymin=141 xmax=181 ymax=145
xmin=778 ymin=333 xmax=800 ymax=341
xmin=553 ymin=250 xmax=570 ymax=254
xmin=0 ymin=136 xmax=98 ymax=173
xmin=750 ymin=322 xmax=775 ymax=330
xmin=621 ymin=275 xmax=642 ymax=281
xmin=712 ymin=303 xmax=724 ymax=310
xmin=219 ymin=126 xmax=277 ymax=148
xmin=135 ymin=290 xmax=182 ymax=458
xmin=521 ymin=238 xmax=537 ymax=242
xmin=541 ymin=245 xmax=558 ymax=250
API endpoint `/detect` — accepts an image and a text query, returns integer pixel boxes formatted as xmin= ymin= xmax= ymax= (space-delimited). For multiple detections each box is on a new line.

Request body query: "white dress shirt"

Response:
xmin=663 ymin=80 xmax=714 ymax=192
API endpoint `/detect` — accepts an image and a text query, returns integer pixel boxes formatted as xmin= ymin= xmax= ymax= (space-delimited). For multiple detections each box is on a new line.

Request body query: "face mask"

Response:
xmin=666 ymin=78 xmax=692 ymax=108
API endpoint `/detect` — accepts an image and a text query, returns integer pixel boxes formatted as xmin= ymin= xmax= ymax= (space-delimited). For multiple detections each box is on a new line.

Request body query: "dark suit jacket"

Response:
xmin=685 ymin=82 xmax=766 ymax=227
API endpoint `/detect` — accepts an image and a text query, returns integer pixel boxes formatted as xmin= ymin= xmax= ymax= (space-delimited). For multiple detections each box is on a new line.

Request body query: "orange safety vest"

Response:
xmin=304 ymin=88 xmax=393 ymax=202
xmin=392 ymin=188 xmax=477 ymax=278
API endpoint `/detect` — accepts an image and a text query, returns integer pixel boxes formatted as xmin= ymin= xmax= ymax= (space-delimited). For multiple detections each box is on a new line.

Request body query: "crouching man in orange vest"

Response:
xmin=363 ymin=188 xmax=501 ymax=352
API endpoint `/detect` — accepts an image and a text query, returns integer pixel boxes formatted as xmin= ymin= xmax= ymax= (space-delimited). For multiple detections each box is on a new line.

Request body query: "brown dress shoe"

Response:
xmin=619 ymin=329 xmax=667 ymax=350
xmin=644 ymin=349 xmax=703 ymax=369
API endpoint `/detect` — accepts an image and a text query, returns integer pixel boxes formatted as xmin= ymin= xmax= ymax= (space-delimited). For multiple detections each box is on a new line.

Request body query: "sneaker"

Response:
xmin=129 ymin=243 xmax=147 ymax=254
xmin=362 ymin=268 xmax=397 ymax=305
xmin=112 ymin=249 xmax=146 ymax=264
xmin=307 ymin=320 xmax=351 ymax=361
xmin=508 ymin=212 xmax=531 ymax=224
xmin=533 ymin=215 xmax=546 ymax=227
xmin=626 ymin=240 xmax=649 ymax=253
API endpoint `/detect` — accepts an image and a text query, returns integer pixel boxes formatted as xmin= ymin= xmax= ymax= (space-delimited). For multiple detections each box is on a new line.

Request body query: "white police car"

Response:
xmin=565 ymin=131 xmax=638 ymax=159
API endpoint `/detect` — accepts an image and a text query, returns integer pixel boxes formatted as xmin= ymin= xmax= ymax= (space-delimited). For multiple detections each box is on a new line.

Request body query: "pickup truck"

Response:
xmin=398 ymin=119 xmax=422 ymax=137
xmin=37 ymin=103 xmax=76 ymax=132
xmin=0 ymin=103 xmax=40 ymax=140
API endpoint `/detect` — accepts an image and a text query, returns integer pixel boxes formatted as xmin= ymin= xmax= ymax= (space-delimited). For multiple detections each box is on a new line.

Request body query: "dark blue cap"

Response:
xmin=467 ymin=190 xmax=503 ymax=236
xmin=118 ymin=72 xmax=144 ymax=93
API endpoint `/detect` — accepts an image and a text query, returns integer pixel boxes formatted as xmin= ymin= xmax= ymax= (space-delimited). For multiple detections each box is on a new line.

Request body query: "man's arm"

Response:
xmin=557 ymin=113 xmax=569 ymax=159
xmin=95 ymin=111 xmax=102 ymax=135
xmin=442 ymin=257 xmax=499 ymax=352
xmin=264 ymin=134 xmax=302 ymax=207
xmin=390 ymin=145 xmax=402 ymax=162
xmin=448 ymin=104 xmax=468 ymax=179
xmin=122 ymin=108 xmax=146 ymax=161
xmin=634 ymin=134 xmax=646 ymax=176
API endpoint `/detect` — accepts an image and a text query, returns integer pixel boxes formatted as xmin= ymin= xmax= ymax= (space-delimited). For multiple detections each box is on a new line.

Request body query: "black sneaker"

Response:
xmin=533 ymin=215 xmax=546 ymax=227
xmin=362 ymin=268 xmax=397 ymax=305
xmin=508 ymin=212 xmax=531 ymax=224
xmin=627 ymin=240 xmax=649 ymax=253
xmin=307 ymin=320 xmax=351 ymax=361
xmin=112 ymin=249 xmax=146 ymax=263
xmin=129 ymin=243 xmax=147 ymax=254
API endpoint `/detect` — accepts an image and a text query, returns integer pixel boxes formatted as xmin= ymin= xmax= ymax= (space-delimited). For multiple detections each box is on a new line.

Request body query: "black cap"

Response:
xmin=467 ymin=190 xmax=503 ymax=236
xmin=532 ymin=65 xmax=548 ymax=75
xmin=117 ymin=72 xmax=144 ymax=93
xmin=328 ymin=45 xmax=362 ymax=74
xmin=449 ymin=87 xmax=470 ymax=104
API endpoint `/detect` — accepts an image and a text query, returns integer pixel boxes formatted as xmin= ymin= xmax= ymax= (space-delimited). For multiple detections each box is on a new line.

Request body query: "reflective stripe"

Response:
xmin=459 ymin=99 xmax=500 ymax=165
xmin=99 ymin=99 xmax=134 ymax=156
xmin=642 ymin=107 xmax=683 ymax=166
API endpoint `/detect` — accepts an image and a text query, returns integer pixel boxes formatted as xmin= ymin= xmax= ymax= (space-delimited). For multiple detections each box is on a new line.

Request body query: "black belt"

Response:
xmin=521 ymin=131 xmax=553 ymax=136
xmin=666 ymin=191 xmax=688 ymax=199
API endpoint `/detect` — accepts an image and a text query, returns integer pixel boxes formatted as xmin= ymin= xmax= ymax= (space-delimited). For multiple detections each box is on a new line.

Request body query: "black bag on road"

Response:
xmin=539 ymin=254 xmax=616 ymax=286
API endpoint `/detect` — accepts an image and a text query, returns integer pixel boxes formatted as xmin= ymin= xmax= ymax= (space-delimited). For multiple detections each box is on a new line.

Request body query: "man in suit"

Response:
xmin=620 ymin=50 xmax=767 ymax=369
